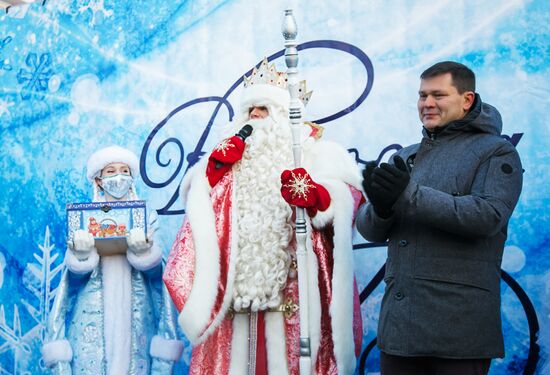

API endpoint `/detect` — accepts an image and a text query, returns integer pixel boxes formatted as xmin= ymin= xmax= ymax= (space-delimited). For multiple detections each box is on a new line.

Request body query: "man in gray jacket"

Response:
xmin=356 ymin=61 xmax=523 ymax=375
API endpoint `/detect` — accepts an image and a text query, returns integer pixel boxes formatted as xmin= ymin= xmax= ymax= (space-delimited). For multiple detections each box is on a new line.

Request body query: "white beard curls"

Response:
xmin=232 ymin=116 xmax=295 ymax=312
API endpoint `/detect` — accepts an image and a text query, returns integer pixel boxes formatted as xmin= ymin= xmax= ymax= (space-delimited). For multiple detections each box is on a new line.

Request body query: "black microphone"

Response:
xmin=235 ymin=124 xmax=253 ymax=141
xmin=215 ymin=125 xmax=254 ymax=169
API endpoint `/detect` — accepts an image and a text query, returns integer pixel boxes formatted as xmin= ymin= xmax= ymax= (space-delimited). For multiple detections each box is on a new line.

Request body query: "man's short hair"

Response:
xmin=420 ymin=61 xmax=476 ymax=94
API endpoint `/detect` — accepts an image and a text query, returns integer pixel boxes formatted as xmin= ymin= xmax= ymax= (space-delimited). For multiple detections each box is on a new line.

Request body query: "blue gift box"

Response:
xmin=66 ymin=200 xmax=147 ymax=256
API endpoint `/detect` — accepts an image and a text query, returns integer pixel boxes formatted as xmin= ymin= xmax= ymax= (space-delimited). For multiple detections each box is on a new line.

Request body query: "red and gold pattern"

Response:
xmin=189 ymin=317 xmax=233 ymax=375
xmin=164 ymin=218 xmax=195 ymax=311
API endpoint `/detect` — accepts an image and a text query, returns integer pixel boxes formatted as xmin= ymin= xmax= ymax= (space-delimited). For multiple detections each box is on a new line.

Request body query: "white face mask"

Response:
xmin=100 ymin=174 xmax=133 ymax=199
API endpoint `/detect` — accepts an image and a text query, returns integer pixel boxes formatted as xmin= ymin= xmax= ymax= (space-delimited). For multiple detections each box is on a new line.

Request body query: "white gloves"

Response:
xmin=68 ymin=230 xmax=96 ymax=260
xmin=65 ymin=227 xmax=157 ymax=275
xmin=126 ymin=228 xmax=153 ymax=256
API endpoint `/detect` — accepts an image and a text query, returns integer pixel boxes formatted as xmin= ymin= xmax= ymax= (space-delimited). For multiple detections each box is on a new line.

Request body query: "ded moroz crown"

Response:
xmin=242 ymin=57 xmax=312 ymax=107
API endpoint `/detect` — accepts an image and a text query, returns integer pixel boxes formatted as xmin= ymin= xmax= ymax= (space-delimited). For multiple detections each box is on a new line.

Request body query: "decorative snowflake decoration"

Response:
xmin=282 ymin=171 xmax=316 ymax=199
xmin=214 ymin=138 xmax=235 ymax=157
xmin=0 ymin=305 xmax=31 ymax=356
xmin=0 ymin=226 xmax=62 ymax=374
xmin=78 ymin=0 xmax=114 ymax=27
xmin=0 ymin=36 xmax=13 ymax=72
xmin=16 ymin=52 xmax=53 ymax=100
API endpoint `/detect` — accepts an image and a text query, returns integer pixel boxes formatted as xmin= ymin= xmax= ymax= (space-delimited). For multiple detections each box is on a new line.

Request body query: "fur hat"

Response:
xmin=86 ymin=145 xmax=139 ymax=182
xmin=240 ymin=83 xmax=291 ymax=115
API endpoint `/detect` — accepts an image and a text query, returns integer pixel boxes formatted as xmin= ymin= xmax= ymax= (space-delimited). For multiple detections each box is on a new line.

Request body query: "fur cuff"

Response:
xmin=149 ymin=335 xmax=184 ymax=361
xmin=310 ymin=198 xmax=335 ymax=229
xmin=126 ymin=243 xmax=162 ymax=271
xmin=64 ymin=249 xmax=99 ymax=275
xmin=310 ymin=179 xmax=351 ymax=229
xmin=302 ymin=139 xmax=363 ymax=190
xmin=41 ymin=340 xmax=73 ymax=367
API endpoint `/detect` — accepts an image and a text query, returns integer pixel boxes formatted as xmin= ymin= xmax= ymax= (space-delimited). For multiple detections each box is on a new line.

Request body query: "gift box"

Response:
xmin=67 ymin=200 xmax=147 ymax=256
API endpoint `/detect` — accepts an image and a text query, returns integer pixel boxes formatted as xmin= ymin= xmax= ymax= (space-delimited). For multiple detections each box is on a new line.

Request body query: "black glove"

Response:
xmin=361 ymin=161 xmax=377 ymax=194
xmin=369 ymin=156 xmax=410 ymax=217
xmin=362 ymin=160 xmax=394 ymax=218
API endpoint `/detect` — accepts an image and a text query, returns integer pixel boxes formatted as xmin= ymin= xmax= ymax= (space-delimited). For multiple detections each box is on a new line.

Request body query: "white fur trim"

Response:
xmin=64 ymin=249 xmax=99 ymax=275
xmin=240 ymin=84 xmax=290 ymax=114
xmin=102 ymin=255 xmax=132 ymax=374
xmin=265 ymin=311 xmax=290 ymax=375
xmin=309 ymin=177 xmax=358 ymax=230
xmin=309 ymin=186 xmax=336 ymax=229
xmin=303 ymin=139 xmax=362 ymax=190
xmin=303 ymin=138 xmax=362 ymax=229
xmin=126 ymin=242 xmax=162 ymax=271
xmin=193 ymin=175 xmax=240 ymax=343
xmin=327 ymin=181 xmax=358 ymax=374
xmin=229 ymin=314 xmax=249 ymax=374
xmin=306 ymin=138 xmax=361 ymax=373
xmin=180 ymin=157 xmax=209 ymax=206
xmin=177 ymin=161 xmax=223 ymax=343
xmin=86 ymin=145 xmax=139 ymax=182
xmin=149 ymin=336 xmax=184 ymax=361
xmin=41 ymin=339 xmax=73 ymax=367
xmin=303 ymin=138 xmax=359 ymax=372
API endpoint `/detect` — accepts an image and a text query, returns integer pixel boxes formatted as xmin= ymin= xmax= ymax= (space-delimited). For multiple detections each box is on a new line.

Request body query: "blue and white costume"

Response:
xmin=41 ymin=146 xmax=183 ymax=374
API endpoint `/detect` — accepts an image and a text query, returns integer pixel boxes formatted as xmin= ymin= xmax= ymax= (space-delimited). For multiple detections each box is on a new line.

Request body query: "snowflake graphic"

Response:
xmin=282 ymin=170 xmax=316 ymax=200
xmin=214 ymin=138 xmax=236 ymax=157
xmin=16 ymin=52 xmax=53 ymax=100
xmin=0 ymin=36 xmax=13 ymax=72
xmin=21 ymin=226 xmax=63 ymax=342
xmin=0 ymin=226 xmax=62 ymax=374
xmin=78 ymin=0 xmax=113 ymax=27
xmin=0 ymin=305 xmax=32 ymax=375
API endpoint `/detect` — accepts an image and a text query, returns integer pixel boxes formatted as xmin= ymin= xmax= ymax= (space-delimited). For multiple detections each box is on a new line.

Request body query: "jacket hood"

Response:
xmin=423 ymin=94 xmax=503 ymax=138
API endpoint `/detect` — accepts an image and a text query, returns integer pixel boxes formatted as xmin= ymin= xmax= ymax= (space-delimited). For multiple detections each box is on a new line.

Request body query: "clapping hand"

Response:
xmin=362 ymin=156 xmax=410 ymax=218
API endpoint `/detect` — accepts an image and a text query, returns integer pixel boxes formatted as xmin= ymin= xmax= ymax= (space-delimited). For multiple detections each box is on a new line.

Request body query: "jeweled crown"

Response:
xmin=243 ymin=57 xmax=313 ymax=106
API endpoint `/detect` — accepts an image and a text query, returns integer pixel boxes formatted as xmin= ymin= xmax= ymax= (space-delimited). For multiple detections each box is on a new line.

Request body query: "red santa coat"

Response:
xmin=163 ymin=138 xmax=364 ymax=374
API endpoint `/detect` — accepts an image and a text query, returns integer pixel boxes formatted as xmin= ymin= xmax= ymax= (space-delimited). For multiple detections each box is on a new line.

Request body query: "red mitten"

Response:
xmin=280 ymin=168 xmax=331 ymax=216
xmin=206 ymin=136 xmax=246 ymax=187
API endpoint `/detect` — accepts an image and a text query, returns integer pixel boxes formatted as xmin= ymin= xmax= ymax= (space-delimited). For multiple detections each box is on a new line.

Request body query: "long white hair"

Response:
xmin=231 ymin=113 xmax=295 ymax=312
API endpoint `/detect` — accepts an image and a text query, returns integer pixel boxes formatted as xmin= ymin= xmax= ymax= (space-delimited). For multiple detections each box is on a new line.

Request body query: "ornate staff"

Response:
xmin=282 ymin=9 xmax=312 ymax=374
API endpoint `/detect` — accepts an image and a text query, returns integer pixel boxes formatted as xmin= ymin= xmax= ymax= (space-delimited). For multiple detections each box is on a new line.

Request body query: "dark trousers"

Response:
xmin=380 ymin=352 xmax=491 ymax=375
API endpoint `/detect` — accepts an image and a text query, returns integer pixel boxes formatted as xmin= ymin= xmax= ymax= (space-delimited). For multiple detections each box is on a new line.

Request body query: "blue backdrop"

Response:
xmin=0 ymin=1 xmax=548 ymax=373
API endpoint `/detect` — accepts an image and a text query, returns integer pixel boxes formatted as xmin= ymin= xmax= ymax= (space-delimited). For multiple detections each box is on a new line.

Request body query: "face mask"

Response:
xmin=100 ymin=174 xmax=133 ymax=199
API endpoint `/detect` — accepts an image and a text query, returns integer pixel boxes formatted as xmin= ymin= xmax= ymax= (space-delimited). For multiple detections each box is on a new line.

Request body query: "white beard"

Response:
xmin=232 ymin=116 xmax=295 ymax=312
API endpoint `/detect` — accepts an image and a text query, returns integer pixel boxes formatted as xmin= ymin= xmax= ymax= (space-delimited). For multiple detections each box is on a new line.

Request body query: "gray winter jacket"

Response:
xmin=356 ymin=95 xmax=523 ymax=359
